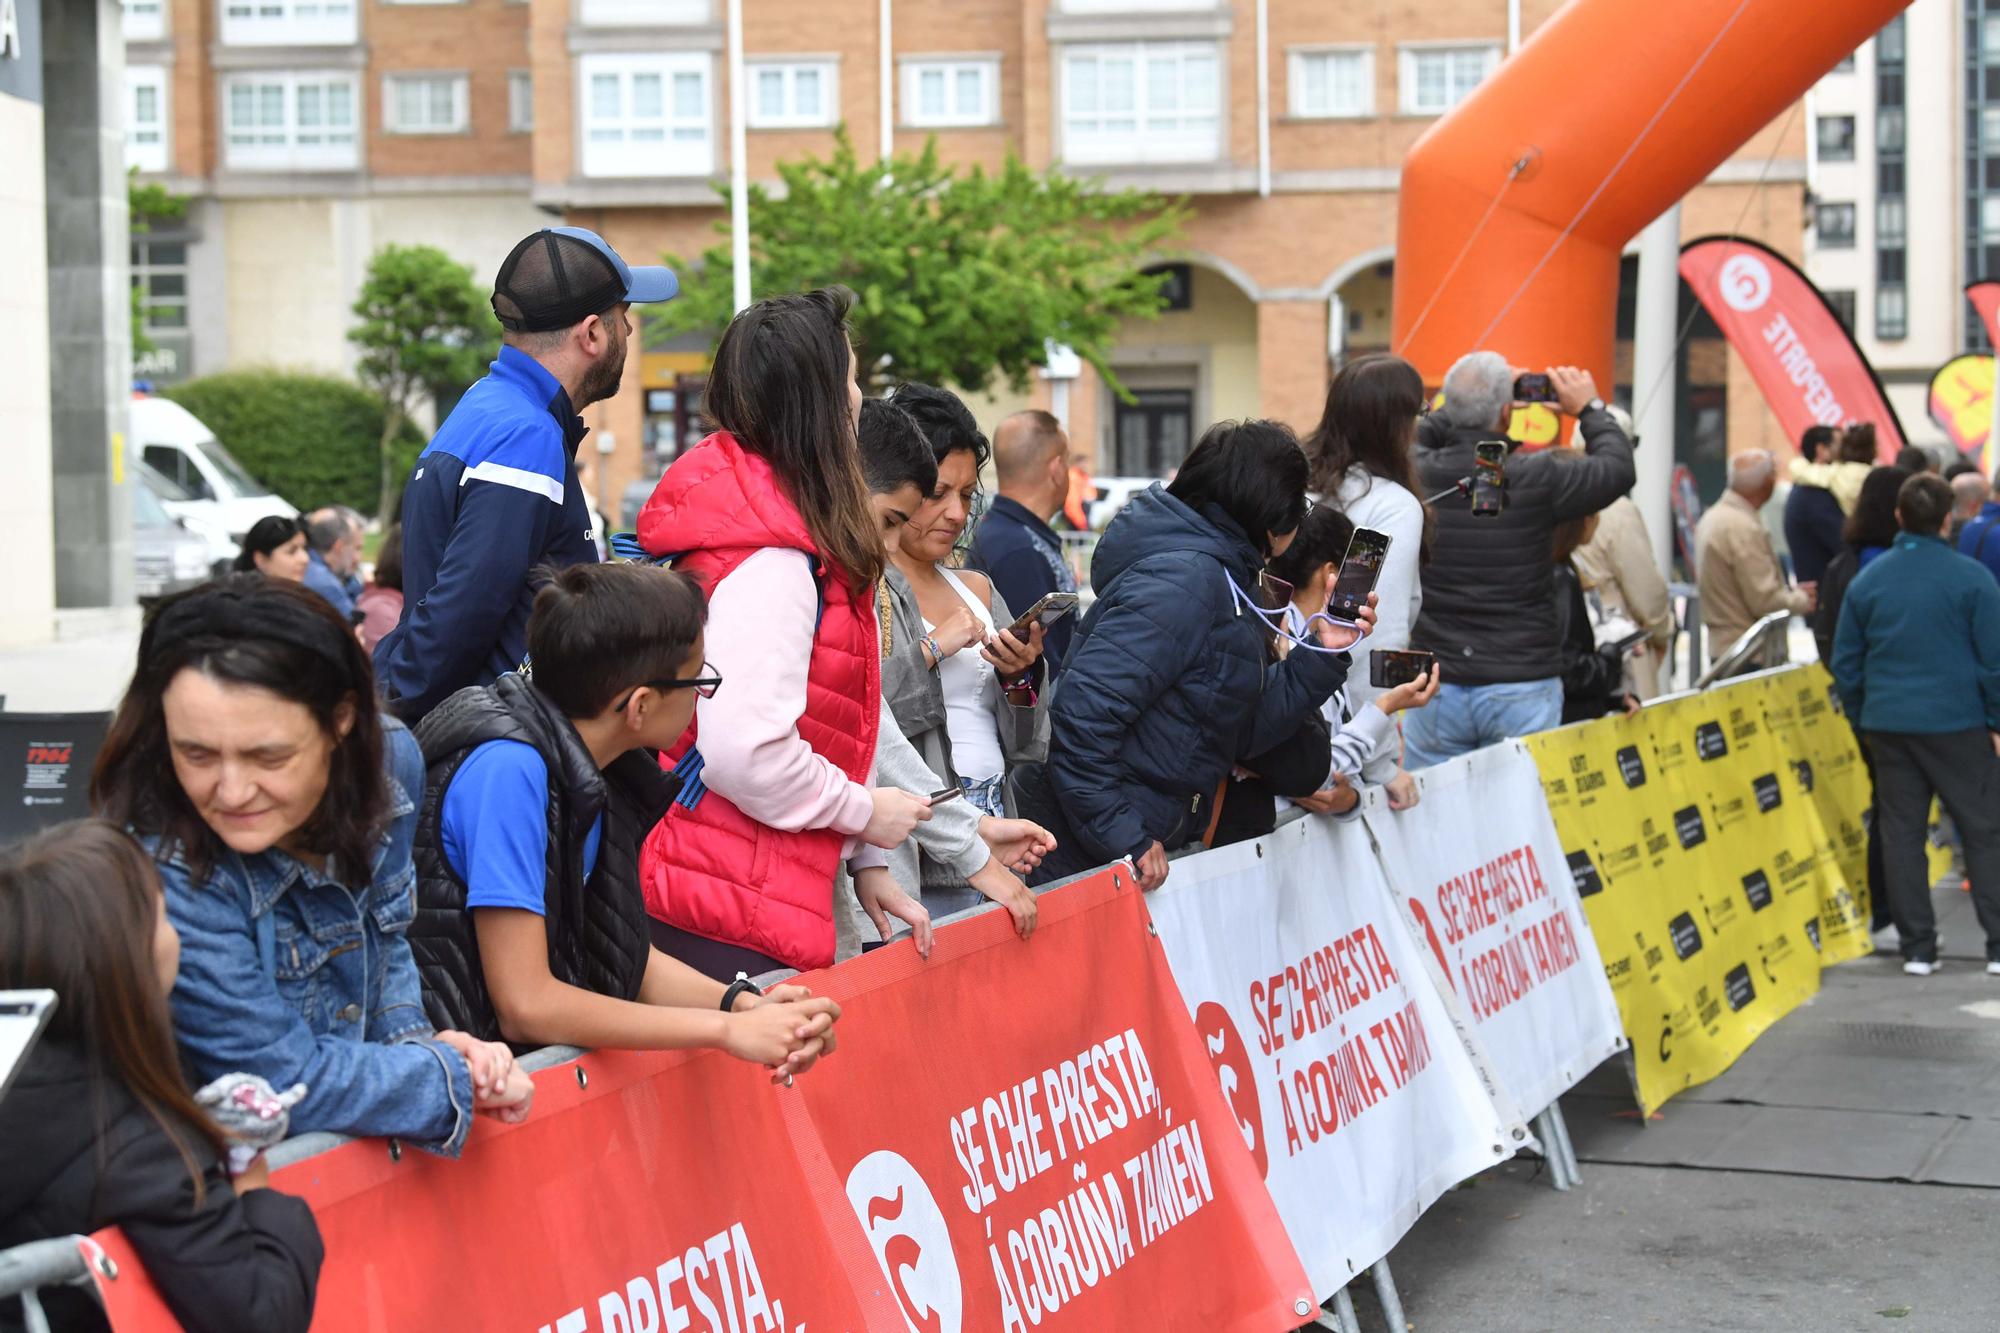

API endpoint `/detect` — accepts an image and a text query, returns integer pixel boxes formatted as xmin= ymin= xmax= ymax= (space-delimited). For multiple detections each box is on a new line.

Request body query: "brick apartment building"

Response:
xmin=125 ymin=0 xmax=1812 ymax=523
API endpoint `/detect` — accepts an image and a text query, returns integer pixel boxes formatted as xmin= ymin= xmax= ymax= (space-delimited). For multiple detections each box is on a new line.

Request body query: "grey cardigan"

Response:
xmin=880 ymin=565 xmax=1050 ymax=789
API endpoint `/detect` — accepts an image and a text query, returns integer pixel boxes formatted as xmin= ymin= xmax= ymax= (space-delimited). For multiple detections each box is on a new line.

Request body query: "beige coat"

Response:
xmin=1694 ymin=490 xmax=1811 ymax=665
xmin=1572 ymin=496 xmax=1675 ymax=698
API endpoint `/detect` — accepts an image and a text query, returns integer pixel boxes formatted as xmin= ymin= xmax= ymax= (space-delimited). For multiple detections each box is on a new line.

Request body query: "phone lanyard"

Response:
xmin=1226 ymin=574 xmax=1352 ymax=655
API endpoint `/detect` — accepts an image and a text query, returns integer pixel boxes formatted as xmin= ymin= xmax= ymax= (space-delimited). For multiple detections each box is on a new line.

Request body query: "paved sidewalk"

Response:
xmin=0 ymin=619 xmax=141 ymax=713
xmin=1373 ymin=878 xmax=2000 ymax=1331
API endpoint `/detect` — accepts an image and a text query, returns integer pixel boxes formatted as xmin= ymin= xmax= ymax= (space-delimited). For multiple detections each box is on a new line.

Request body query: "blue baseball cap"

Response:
xmin=491 ymin=226 xmax=679 ymax=333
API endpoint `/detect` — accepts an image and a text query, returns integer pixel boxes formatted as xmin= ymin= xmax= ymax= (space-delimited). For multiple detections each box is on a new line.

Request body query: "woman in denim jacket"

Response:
xmin=93 ymin=576 xmax=532 ymax=1157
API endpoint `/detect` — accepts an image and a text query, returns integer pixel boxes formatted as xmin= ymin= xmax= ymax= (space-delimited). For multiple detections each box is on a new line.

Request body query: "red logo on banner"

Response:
xmin=1194 ymin=1001 xmax=1266 ymax=1179
xmin=1681 ymin=236 xmax=1906 ymax=458
xmin=1407 ymin=897 xmax=1456 ymax=994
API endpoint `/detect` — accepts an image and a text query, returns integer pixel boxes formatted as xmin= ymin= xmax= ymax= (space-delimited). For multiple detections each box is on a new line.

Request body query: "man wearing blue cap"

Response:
xmin=376 ymin=227 xmax=678 ymax=720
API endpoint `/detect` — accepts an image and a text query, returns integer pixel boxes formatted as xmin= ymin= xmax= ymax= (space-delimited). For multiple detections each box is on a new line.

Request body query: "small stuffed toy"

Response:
xmin=195 ymin=1072 xmax=308 ymax=1176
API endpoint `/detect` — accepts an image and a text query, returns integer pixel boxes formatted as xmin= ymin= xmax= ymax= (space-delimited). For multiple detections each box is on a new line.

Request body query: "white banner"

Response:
xmin=1363 ymin=741 xmax=1627 ymax=1119
xmin=1147 ymin=814 xmax=1525 ymax=1299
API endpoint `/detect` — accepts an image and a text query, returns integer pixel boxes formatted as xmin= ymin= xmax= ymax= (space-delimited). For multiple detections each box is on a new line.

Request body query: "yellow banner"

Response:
xmin=1526 ymin=665 xmax=1870 ymax=1116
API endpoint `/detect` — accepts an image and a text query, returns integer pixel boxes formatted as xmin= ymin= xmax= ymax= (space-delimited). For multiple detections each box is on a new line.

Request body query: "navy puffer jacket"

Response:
xmin=1045 ymin=485 xmax=1349 ymax=869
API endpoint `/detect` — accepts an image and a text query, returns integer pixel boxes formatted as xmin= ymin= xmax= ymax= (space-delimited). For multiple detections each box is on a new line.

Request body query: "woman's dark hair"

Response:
xmin=891 ymin=383 xmax=993 ymax=472
xmin=372 ymin=523 xmax=404 ymax=593
xmin=1265 ymin=503 xmax=1356 ymax=591
xmin=1305 ymin=354 xmax=1433 ymax=562
xmin=0 ymin=820 xmax=228 ymax=1200
xmin=857 ymin=398 xmax=940 ymax=497
xmin=527 ymin=562 xmax=707 ymax=718
xmin=1836 ymin=422 xmax=1878 ymax=465
xmin=1167 ymin=419 xmax=1310 ymax=558
xmin=93 ymin=575 xmax=388 ymax=882
xmin=702 ymin=286 xmax=883 ymax=595
xmin=233 ymin=515 xmax=302 ymax=573
xmin=1844 ymin=465 xmax=1910 ymax=548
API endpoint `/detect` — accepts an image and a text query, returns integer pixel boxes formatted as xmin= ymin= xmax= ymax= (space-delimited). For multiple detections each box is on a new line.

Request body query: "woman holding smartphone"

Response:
xmin=877 ymin=385 xmax=1050 ymax=823
xmin=1306 ymin=354 xmax=1431 ymax=808
xmin=636 ymin=288 xmax=931 ymax=979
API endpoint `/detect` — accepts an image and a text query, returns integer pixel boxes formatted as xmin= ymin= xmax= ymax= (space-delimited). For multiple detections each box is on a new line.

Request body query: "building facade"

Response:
xmin=125 ymin=0 xmax=1810 ymax=526
xmin=1806 ymin=0 xmax=1973 ymax=450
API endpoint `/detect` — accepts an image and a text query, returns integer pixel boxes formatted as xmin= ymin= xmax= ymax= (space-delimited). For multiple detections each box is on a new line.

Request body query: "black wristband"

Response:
xmin=720 ymin=972 xmax=762 ymax=1012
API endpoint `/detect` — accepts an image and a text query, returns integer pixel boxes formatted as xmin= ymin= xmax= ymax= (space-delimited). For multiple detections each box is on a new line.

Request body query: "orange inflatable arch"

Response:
xmin=1392 ymin=0 xmax=1912 ymax=390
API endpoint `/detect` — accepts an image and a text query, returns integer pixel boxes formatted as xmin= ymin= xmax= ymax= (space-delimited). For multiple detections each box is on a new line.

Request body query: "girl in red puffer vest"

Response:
xmin=636 ymin=287 xmax=931 ymax=977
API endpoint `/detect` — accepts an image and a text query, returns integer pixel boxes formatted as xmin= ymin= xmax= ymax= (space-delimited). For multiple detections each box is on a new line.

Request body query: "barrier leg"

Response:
xmin=1547 ymin=1100 xmax=1583 ymax=1185
xmin=1327 ymin=1285 xmax=1362 ymax=1333
xmin=1371 ymin=1259 xmax=1408 ymax=1332
xmin=1534 ymin=1108 xmax=1573 ymax=1191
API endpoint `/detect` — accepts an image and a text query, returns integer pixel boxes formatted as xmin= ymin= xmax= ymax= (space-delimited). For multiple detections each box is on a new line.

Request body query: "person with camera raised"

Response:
xmin=1403 ymin=354 xmax=1634 ymax=769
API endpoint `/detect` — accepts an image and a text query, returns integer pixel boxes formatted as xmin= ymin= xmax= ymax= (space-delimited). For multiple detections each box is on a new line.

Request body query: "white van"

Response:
xmin=128 ymin=396 xmax=296 ymax=562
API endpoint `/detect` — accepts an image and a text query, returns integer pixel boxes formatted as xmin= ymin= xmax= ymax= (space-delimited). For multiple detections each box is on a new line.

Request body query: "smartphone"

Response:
xmin=1004 ymin=591 xmax=1081 ymax=641
xmin=1472 ymin=440 xmax=1508 ymax=518
xmin=927 ymin=786 xmax=964 ymax=805
xmin=1369 ymin=649 xmax=1436 ymax=690
xmin=1513 ymin=372 xmax=1558 ymax=403
xmin=0 ymin=989 xmax=57 ymax=1103
xmin=1326 ymin=527 xmax=1393 ymax=623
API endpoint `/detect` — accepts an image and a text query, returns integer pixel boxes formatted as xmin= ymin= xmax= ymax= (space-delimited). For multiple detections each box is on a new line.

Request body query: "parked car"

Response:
xmin=128 ymin=395 xmax=296 ymax=557
xmin=133 ymin=467 xmax=215 ymax=600
xmin=1084 ymin=476 xmax=1160 ymax=530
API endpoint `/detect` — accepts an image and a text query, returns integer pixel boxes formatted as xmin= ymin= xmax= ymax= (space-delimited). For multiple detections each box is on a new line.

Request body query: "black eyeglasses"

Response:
xmin=615 ymin=662 xmax=723 ymax=712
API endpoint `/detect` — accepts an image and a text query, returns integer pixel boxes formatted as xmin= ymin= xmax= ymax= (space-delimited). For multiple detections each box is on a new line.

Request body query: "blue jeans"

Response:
xmin=1402 ymin=678 xmax=1564 ymax=770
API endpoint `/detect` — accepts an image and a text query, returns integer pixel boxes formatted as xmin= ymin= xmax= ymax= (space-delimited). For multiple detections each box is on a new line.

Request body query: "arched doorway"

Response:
xmin=1328 ymin=248 xmax=1396 ymax=368
xmin=1097 ymin=256 xmax=1262 ymax=477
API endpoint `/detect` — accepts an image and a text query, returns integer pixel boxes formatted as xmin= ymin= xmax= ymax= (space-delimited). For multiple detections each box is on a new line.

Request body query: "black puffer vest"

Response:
xmin=409 ymin=673 xmax=678 ymax=1043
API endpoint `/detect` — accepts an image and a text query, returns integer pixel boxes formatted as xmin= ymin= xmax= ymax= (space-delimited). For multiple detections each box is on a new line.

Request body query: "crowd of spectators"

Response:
xmin=29 ymin=219 xmax=1986 ymax=1330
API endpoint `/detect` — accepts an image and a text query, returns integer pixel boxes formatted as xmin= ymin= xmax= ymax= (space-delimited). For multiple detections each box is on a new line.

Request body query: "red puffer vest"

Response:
xmin=635 ymin=431 xmax=881 ymax=970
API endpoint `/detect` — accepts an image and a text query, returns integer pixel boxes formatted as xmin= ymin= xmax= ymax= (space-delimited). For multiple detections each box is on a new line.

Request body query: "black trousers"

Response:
xmin=1865 ymin=728 xmax=2000 ymax=962
xmin=1850 ymin=722 xmax=1890 ymax=930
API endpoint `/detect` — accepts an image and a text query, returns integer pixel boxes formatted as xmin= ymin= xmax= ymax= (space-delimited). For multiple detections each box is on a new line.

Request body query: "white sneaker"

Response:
xmin=1904 ymin=959 xmax=1940 ymax=977
xmin=1986 ymin=961 xmax=2000 ymax=977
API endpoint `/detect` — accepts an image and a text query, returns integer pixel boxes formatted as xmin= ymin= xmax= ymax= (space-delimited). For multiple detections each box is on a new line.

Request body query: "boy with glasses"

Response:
xmin=409 ymin=561 xmax=840 ymax=1080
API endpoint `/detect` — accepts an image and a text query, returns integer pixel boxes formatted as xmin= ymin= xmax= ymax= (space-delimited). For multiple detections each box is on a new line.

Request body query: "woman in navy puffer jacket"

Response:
xmin=1028 ymin=420 xmax=1368 ymax=890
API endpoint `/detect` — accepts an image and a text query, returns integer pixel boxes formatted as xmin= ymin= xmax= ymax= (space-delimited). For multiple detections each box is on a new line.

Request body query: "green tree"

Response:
xmin=129 ymin=173 xmax=188 ymax=356
xmin=654 ymin=127 xmax=1188 ymax=395
xmin=348 ymin=243 xmax=499 ymax=519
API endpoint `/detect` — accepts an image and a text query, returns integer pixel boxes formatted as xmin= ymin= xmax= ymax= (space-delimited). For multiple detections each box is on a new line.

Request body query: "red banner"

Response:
xmin=1967 ymin=279 xmax=2000 ymax=349
xmin=1680 ymin=235 xmax=1906 ymax=459
xmin=84 ymin=869 xmax=1311 ymax=1332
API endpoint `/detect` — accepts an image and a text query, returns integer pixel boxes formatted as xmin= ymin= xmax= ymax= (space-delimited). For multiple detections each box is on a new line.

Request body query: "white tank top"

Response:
xmin=925 ymin=568 xmax=1006 ymax=782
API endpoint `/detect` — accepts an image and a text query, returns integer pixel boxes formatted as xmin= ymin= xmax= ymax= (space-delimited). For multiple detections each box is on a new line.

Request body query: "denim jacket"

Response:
xmin=154 ymin=719 xmax=476 ymax=1157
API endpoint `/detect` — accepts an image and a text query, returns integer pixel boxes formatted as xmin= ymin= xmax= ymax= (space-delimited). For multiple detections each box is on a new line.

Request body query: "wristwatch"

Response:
xmin=1584 ymin=397 xmax=1605 ymax=414
xmin=720 ymin=972 xmax=762 ymax=1012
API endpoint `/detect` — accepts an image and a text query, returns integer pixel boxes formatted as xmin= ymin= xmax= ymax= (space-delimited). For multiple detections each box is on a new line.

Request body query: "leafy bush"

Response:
xmin=163 ymin=370 xmax=425 ymax=516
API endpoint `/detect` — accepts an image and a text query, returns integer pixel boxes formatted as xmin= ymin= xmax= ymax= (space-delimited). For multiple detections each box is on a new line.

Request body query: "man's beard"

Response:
xmin=576 ymin=338 xmax=627 ymax=408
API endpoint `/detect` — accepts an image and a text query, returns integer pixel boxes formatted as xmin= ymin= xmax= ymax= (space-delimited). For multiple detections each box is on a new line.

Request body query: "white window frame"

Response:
xmin=578 ymin=52 xmax=715 ymax=179
xmin=577 ymin=0 xmax=710 ymax=25
xmin=1397 ymin=43 xmax=1499 ymax=116
xmin=1288 ymin=45 xmax=1373 ymax=120
xmin=900 ymin=57 xmax=1000 ymax=129
xmin=122 ymin=0 xmax=167 ymax=41
xmin=382 ymin=72 xmax=470 ymax=135
xmin=125 ymin=65 xmax=171 ymax=174
xmin=747 ymin=59 xmax=838 ymax=130
xmin=508 ymin=69 xmax=534 ymax=134
xmin=1060 ymin=41 xmax=1221 ymax=166
xmin=222 ymin=71 xmax=362 ymax=172
xmin=131 ymin=234 xmax=191 ymax=342
xmin=219 ymin=0 xmax=358 ymax=47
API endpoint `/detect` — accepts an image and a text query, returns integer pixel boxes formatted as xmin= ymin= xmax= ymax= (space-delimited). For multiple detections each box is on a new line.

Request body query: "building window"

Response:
xmin=1144 ymin=262 xmax=1192 ymax=310
xmin=125 ymin=66 xmax=169 ymax=174
xmin=748 ymin=60 xmax=837 ymax=129
xmin=1876 ymin=247 xmax=1905 ymax=283
xmin=1877 ymin=196 xmax=1905 ymax=242
xmin=1877 ymin=17 xmax=1904 ymax=64
xmin=1288 ymin=47 xmax=1372 ymax=119
xmin=1878 ymin=106 xmax=1905 ymax=151
xmin=1398 ymin=45 xmax=1498 ymax=116
xmin=508 ymin=70 xmax=533 ymax=133
xmin=122 ymin=0 xmax=165 ymax=41
xmin=1876 ymin=284 xmax=1906 ymax=340
xmin=1825 ymin=289 xmax=1856 ymax=330
xmin=1814 ymin=202 xmax=1856 ymax=248
xmin=901 ymin=58 xmax=1000 ymax=128
xmin=579 ymin=52 xmax=713 ymax=178
xmin=1061 ymin=43 xmax=1219 ymax=165
xmin=1832 ymin=51 xmax=1856 ymax=73
xmin=220 ymin=0 xmax=357 ymax=46
xmin=382 ymin=74 xmax=469 ymax=135
xmin=131 ymin=238 xmax=189 ymax=337
xmin=577 ymin=0 xmax=709 ymax=23
xmin=222 ymin=72 xmax=360 ymax=171
xmin=1815 ymin=115 xmax=1854 ymax=161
